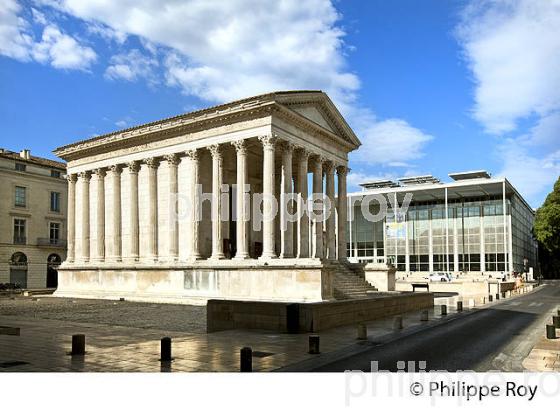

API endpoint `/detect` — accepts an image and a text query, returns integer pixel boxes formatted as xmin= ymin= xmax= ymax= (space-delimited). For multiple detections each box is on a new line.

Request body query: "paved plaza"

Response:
xmin=0 ymin=294 xmax=474 ymax=372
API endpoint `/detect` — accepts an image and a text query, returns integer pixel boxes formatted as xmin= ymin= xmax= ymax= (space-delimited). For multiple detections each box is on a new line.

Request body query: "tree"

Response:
xmin=534 ymin=176 xmax=560 ymax=278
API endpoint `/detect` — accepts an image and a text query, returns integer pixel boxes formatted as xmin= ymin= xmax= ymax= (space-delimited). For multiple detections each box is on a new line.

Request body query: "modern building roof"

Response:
xmin=398 ymin=175 xmax=441 ymax=185
xmin=350 ymin=171 xmax=534 ymax=214
xmin=0 ymin=148 xmax=66 ymax=170
xmin=448 ymin=170 xmax=491 ymax=181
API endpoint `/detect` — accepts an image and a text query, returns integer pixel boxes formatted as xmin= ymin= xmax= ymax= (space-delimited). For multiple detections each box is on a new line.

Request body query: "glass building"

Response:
xmin=347 ymin=171 xmax=538 ymax=275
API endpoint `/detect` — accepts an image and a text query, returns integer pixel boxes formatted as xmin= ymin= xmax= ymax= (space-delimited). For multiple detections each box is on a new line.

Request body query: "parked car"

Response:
xmin=488 ymin=271 xmax=507 ymax=281
xmin=426 ymin=272 xmax=453 ymax=282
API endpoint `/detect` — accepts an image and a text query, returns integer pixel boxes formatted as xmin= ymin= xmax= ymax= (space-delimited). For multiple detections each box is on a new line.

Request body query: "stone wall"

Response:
xmin=207 ymin=292 xmax=434 ymax=332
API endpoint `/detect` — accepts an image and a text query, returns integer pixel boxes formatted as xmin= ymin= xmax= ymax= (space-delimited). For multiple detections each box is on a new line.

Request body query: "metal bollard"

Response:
xmin=160 ymin=337 xmax=172 ymax=362
xmin=240 ymin=347 xmax=252 ymax=372
xmin=488 ymin=295 xmax=493 ymax=302
xmin=546 ymin=325 xmax=557 ymax=340
xmin=71 ymin=334 xmax=85 ymax=355
xmin=502 ymin=292 xmax=506 ymax=299
xmin=481 ymin=296 xmax=486 ymax=305
xmin=457 ymin=301 xmax=463 ymax=312
xmin=553 ymin=316 xmax=560 ymax=329
xmin=495 ymin=293 xmax=500 ymax=300
xmin=420 ymin=310 xmax=429 ymax=322
xmin=393 ymin=316 xmax=403 ymax=330
xmin=309 ymin=335 xmax=320 ymax=354
xmin=357 ymin=323 xmax=367 ymax=340
xmin=440 ymin=305 xmax=447 ymax=316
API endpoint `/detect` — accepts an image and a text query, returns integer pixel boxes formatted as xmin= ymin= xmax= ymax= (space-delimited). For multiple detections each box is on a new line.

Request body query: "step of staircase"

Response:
xmin=323 ymin=261 xmax=377 ymax=300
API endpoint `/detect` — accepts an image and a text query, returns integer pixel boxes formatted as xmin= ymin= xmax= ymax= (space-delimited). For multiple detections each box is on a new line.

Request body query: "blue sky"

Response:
xmin=1 ymin=0 xmax=559 ymax=208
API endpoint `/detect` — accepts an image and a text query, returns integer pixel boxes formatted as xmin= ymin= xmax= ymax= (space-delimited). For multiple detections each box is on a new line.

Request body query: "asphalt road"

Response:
xmin=313 ymin=281 xmax=560 ymax=372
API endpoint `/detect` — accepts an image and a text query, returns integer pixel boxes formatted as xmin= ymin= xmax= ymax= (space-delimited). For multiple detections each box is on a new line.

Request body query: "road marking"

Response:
xmin=528 ymin=302 xmax=543 ymax=307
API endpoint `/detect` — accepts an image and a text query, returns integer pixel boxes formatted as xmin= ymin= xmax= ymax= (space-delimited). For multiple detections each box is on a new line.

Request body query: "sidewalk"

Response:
xmin=522 ymin=319 xmax=560 ymax=371
xmin=0 ymin=287 xmax=535 ymax=372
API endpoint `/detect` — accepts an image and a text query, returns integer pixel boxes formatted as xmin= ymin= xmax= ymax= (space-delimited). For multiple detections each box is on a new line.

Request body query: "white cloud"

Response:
xmin=32 ymin=25 xmax=97 ymax=70
xmin=86 ymin=22 xmax=127 ymax=44
xmin=349 ymin=112 xmax=434 ymax=166
xmin=456 ymin=0 xmax=560 ymax=206
xmin=456 ymin=0 xmax=560 ymax=135
xmin=496 ymin=140 xmax=560 ymax=207
xmin=0 ymin=1 xmax=96 ymax=70
xmin=105 ymin=49 xmax=158 ymax=83
xmin=0 ymin=0 xmax=34 ymax=61
xmin=36 ymin=0 xmax=433 ymax=167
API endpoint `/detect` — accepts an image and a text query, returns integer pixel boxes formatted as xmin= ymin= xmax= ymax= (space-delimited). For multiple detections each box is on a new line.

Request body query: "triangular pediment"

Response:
xmin=290 ymin=105 xmax=336 ymax=133
xmin=275 ymin=91 xmax=361 ymax=148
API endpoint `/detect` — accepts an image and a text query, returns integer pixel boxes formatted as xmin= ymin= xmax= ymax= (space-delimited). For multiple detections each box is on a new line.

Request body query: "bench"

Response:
xmin=412 ymin=283 xmax=430 ymax=292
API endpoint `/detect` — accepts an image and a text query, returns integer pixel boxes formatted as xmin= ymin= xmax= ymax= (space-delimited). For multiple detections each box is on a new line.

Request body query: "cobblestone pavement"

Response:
xmin=522 ymin=319 xmax=560 ymax=371
xmin=0 ymin=297 xmax=206 ymax=333
xmin=0 ymin=293 xmax=525 ymax=372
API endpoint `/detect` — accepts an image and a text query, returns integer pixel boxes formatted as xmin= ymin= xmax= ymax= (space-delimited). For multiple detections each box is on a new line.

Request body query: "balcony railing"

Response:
xmin=37 ymin=238 xmax=67 ymax=247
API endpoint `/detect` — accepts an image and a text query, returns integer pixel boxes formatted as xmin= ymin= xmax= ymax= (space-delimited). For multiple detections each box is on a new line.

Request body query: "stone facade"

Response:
xmin=54 ymin=91 xmax=361 ymax=303
xmin=0 ymin=149 xmax=67 ymax=288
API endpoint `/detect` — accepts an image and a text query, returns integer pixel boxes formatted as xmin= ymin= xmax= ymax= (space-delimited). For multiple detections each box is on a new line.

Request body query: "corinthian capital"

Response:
xmin=67 ymin=174 xmax=78 ymax=183
xmin=145 ymin=157 xmax=159 ymax=168
xmin=231 ymin=139 xmax=247 ymax=154
xmin=165 ymin=153 xmax=180 ymax=166
xmin=336 ymin=165 xmax=349 ymax=177
xmin=184 ymin=149 xmax=199 ymax=161
xmin=258 ymin=134 xmax=276 ymax=149
xmin=127 ymin=161 xmax=140 ymax=173
xmin=208 ymin=144 xmax=222 ymax=159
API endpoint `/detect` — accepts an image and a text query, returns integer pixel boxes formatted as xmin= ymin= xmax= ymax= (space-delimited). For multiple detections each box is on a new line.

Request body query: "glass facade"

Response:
xmin=348 ymin=184 xmax=538 ymax=275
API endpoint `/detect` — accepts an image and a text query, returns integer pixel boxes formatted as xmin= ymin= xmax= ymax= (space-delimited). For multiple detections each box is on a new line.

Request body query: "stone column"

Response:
xmin=128 ymin=161 xmax=140 ymax=261
xmin=280 ymin=141 xmax=294 ymax=258
xmin=93 ymin=168 xmax=105 ymax=262
xmin=145 ymin=157 xmax=159 ymax=260
xmin=337 ymin=165 xmax=348 ymax=261
xmin=66 ymin=174 xmax=77 ymax=263
xmin=184 ymin=149 xmax=202 ymax=260
xmin=109 ymin=165 xmax=122 ymax=262
xmin=311 ymin=156 xmax=324 ymax=259
xmin=166 ymin=154 xmax=179 ymax=261
xmin=295 ymin=148 xmax=310 ymax=258
xmin=78 ymin=171 xmax=90 ymax=263
xmin=259 ymin=135 xmax=277 ymax=259
xmin=232 ymin=140 xmax=250 ymax=259
xmin=325 ymin=161 xmax=336 ymax=260
xmin=209 ymin=145 xmax=225 ymax=259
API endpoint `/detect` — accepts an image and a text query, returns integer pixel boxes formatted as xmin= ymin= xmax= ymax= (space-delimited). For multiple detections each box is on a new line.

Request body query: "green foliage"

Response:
xmin=534 ymin=176 xmax=560 ymax=278
xmin=534 ymin=177 xmax=560 ymax=253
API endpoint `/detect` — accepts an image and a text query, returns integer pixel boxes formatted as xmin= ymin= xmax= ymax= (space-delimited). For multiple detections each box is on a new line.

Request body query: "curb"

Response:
xmin=275 ymin=284 xmax=546 ymax=372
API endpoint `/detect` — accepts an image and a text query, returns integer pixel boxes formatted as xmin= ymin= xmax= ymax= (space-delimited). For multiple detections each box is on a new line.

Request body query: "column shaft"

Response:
xmin=146 ymin=158 xmax=159 ymax=260
xmin=325 ymin=162 xmax=336 ymax=260
xmin=296 ymin=149 xmax=310 ymax=258
xmin=94 ymin=169 xmax=105 ymax=262
xmin=166 ymin=154 xmax=179 ymax=261
xmin=312 ymin=157 xmax=324 ymax=259
xmin=79 ymin=172 xmax=90 ymax=262
xmin=66 ymin=175 xmax=77 ymax=263
xmin=259 ymin=135 xmax=276 ymax=259
xmin=185 ymin=150 xmax=202 ymax=260
xmin=209 ymin=145 xmax=225 ymax=259
xmin=280 ymin=142 xmax=294 ymax=258
xmin=337 ymin=166 xmax=348 ymax=261
xmin=110 ymin=165 xmax=122 ymax=261
xmin=232 ymin=140 xmax=250 ymax=259
xmin=128 ymin=162 xmax=139 ymax=261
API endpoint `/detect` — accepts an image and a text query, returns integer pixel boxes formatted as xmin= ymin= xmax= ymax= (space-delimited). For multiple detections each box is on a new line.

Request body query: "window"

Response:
xmin=50 ymin=192 xmax=61 ymax=212
xmin=49 ymin=222 xmax=60 ymax=244
xmin=51 ymin=170 xmax=61 ymax=178
xmin=14 ymin=186 xmax=26 ymax=207
xmin=15 ymin=163 xmax=26 ymax=172
xmin=13 ymin=219 xmax=26 ymax=244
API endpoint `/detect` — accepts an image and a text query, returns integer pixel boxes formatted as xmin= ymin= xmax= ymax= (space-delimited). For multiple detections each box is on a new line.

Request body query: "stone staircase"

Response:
xmin=323 ymin=261 xmax=378 ymax=300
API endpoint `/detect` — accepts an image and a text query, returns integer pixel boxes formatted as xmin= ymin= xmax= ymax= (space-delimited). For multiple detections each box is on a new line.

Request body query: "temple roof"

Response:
xmin=54 ymin=90 xmax=361 ymax=160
